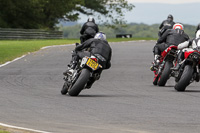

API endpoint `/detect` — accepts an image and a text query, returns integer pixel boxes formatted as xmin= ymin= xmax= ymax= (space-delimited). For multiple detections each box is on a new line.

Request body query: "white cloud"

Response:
xmin=127 ymin=0 xmax=200 ymax=4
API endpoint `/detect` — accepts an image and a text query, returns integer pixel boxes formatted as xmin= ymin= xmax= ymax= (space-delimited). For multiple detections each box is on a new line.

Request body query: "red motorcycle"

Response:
xmin=152 ymin=45 xmax=178 ymax=86
xmin=174 ymin=49 xmax=200 ymax=91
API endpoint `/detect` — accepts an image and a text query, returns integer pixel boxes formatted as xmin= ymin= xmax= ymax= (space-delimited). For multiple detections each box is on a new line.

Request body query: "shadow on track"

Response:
xmin=64 ymin=94 xmax=138 ymax=98
xmin=183 ymin=90 xmax=200 ymax=93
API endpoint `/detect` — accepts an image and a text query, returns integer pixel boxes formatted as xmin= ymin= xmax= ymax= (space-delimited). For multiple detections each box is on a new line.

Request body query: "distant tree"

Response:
xmin=77 ymin=0 xmax=134 ymax=27
xmin=0 ymin=0 xmax=41 ymax=28
xmin=0 ymin=0 xmax=134 ymax=29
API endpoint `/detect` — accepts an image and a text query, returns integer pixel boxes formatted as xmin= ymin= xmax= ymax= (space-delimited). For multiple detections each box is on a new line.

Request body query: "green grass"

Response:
xmin=0 ymin=131 xmax=9 ymax=133
xmin=0 ymin=39 xmax=78 ymax=64
xmin=0 ymin=38 xmax=155 ymax=65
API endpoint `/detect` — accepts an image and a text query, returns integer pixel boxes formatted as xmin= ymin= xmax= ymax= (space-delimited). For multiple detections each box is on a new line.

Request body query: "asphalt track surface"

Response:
xmin=1 ymin=41 xmax=200 ymax=133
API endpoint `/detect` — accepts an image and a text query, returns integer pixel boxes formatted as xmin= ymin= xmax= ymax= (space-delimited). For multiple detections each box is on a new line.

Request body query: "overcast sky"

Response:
xmin=127 ymin=0 xmax=200 ymax=4
xmin=76 ymin=0 xmax=200 ymax=25
xmin=122 ymin=2 xmax=200 ymax=25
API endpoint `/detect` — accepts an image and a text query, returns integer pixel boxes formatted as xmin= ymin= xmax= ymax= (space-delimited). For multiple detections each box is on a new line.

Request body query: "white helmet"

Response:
xmin=87 ymin=16 xmax=95 ymax=23
xmin=196 ymin=30 xmax=200 ymax=38
xmin=94 ymin=32 xmax=106 ymax=40
xmin=173 ymin=23 xmax=184 ymax=30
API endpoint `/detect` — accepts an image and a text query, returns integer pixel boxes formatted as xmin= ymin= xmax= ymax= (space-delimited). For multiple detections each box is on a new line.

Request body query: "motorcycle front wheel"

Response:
xmin=153 ymin=74 xmax=159 ymax=85
xmin=68 ymin=68 xmax=90 ymax=96
xmin=61 ymin=81 xmax=69 ymax=95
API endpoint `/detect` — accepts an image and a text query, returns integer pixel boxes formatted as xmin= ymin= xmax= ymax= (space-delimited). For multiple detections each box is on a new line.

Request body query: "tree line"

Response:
xmin=0 ymin=0 xmax=134 ymax=29
xmin=60 ymin=23 xmax=196 ymax=39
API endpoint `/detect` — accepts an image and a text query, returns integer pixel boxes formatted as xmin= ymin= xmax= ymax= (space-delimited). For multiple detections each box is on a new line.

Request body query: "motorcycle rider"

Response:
xmin=63 ymin=32 xmax=112 ymax=88
xmin=171 ymin=30 xmax=200 ymax=71
xmin=158 ymin=14 xmax=175 ymax=37
xmin=151 ymin=23 xmax=189 ymax=71
xmin=80 ymin=16 xmax=99 ymax=43
xmin=195 ymin=23 xmax=200 ymax=33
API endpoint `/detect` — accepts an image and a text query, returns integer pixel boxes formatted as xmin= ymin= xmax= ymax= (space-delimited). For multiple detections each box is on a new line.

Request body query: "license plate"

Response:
xmin=86 ymin=58 xmax=99 ymax=70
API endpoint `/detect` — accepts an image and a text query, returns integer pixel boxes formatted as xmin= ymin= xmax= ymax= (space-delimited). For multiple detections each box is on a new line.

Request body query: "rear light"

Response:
xmin=91 ymin=58 xmax=97 ymax=62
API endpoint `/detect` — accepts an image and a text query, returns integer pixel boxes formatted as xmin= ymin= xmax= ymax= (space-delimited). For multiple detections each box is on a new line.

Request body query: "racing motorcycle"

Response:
xmin=174 ymin=49 xmax=200 ymax=91
xmin=61 ymin=54 xmax=103 ymax=96
xmin=152 ymin=45 xmax=178 ymax=86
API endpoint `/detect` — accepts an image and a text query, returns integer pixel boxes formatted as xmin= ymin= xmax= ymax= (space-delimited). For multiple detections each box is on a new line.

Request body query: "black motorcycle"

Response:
xmin=61 ymin=54 xmax=103 ymax=96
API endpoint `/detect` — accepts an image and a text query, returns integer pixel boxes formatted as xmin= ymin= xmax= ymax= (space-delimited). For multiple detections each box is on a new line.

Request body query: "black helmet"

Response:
xmin=167 ymin=14 xmax=173 ymax=21
xmin=87 ymin=16 xmax=95 ymax=23
xmin=197 ymin=23 xmax=200 ymax=28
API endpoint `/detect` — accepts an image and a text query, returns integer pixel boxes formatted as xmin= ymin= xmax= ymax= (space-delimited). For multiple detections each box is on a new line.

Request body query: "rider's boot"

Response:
xmin=171 ymin=63 xmax=181 ymax=71
xmin=63 ymin=52 xmax=79 ymax=76
xmin=171 ymin=51 xmax=183 ymax=71
xmin=85 ymin=72 xmax=102 ymax=89
xmin=194 ymin=72 xmax=200 ymax=82
xmin=85 ymin=78 xmax=96 ymax=89
xmin=150 ymin=55 xmax=160 ymax=71
xmin=63 ymin=61 xmax=77 ymax=76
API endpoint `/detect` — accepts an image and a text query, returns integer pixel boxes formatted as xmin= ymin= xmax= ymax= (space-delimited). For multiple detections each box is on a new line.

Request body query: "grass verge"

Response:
xmin=0 ymin=130 xmax=9 ymax=133
xmin=0 ymin=39 xmax=78 ymax=64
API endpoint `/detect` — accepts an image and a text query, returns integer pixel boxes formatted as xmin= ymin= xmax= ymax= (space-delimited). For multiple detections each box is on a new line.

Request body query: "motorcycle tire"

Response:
xmin=153 ymin=75 xmax=159 ymax=85
xmin=68 ymin=68 xmax=90 ymax=96
xmin=61 ymin=82 xmax=69 ymax=95
xmin=157 ymin=61 xmax=173 ymax=86
xmin=174 ymin=65 xmax=193 ymax=92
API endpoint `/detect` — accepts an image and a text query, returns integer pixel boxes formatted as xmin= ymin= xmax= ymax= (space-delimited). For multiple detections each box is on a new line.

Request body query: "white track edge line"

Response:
xmin=0 ymin=123 xmax=52 ymax=133
xmin=0 ymin=55 xmax=26 ymax=68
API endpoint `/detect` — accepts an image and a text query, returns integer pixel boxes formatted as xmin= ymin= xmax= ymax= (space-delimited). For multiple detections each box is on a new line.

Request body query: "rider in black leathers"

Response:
xmin=158 ymin=14 xmax=175 ymax=37
xmin=63 ymin=32 xmax=112 ymax=88
xmin=195 ymin=23 xmax=200 ymax=33
xmin=172 ymin=30 xmax=200 ymax=71
xmin=80 ymin=17 xmax=99 ymax=43
xmin=151 ymin=23 xmax=189 ymax=70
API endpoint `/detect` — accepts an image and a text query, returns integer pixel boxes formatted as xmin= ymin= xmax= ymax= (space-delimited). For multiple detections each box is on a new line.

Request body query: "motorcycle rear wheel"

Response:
xmin=174 ymin=65 xmax=193 ymax=92
xmin=68 ymin=68 xmax=90 ymax=96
